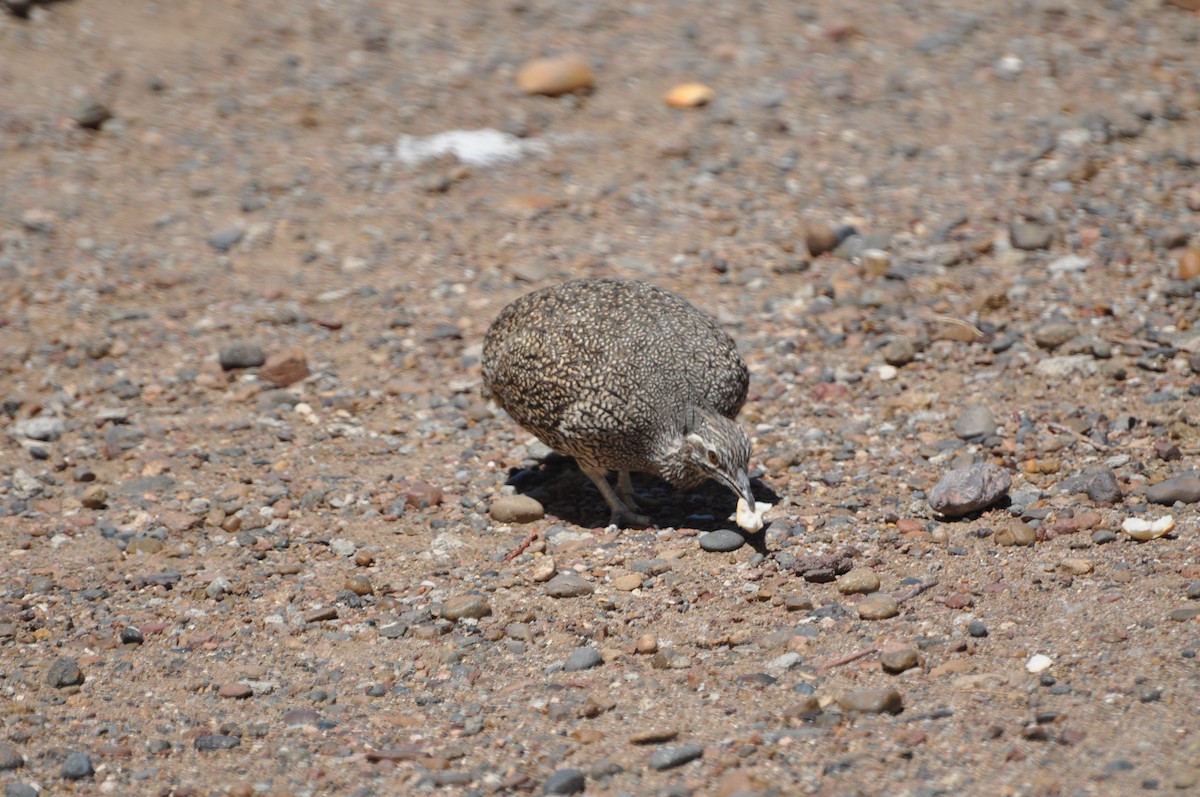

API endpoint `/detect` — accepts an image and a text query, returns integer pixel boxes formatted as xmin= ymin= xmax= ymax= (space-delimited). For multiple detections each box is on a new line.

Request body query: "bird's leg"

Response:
xmin=582 ymin=467 xmax=655 ymax=529
xmin=616 ymin=471 xmax=644 ymax=511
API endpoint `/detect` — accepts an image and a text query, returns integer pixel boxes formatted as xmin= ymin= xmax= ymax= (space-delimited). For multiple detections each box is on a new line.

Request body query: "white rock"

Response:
xmin=878 ymin=364 xmax=899 ymax=381
xmin=1048 ymin=254 xmax=1090 ymax=275
xmin=1121 ymin=515 xmax=1175 ymax=541
xmin=395 ymin=129 xmax=548 ymax=168
xmin=1026 ymin=654 xmax=1054 ymax=674
xmin=735 ymin=498 xmax=771 ymax=533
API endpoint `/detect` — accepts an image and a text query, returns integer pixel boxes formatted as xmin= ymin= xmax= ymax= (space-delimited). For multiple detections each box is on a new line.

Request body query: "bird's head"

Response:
xmin=661 ymin=407 xmax=755 ymax=508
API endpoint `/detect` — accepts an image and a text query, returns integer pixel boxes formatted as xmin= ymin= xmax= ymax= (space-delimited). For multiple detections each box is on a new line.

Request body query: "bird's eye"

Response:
xmin=706 ymin=449 xmax=719 ymax=466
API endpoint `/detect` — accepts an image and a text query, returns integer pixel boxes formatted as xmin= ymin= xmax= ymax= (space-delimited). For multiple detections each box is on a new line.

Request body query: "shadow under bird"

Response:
xmin=482 ymin=278 xmax=767 ymax=531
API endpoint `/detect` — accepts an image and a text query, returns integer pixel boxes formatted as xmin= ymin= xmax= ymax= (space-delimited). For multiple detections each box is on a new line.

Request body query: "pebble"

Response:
xmin=664 ymin=83 xmax=715 ymax=108
xmin=836 ymin=569 xmax=880 ymax=594
xmin=651 ymin=649 xmax=691 ymax=669
xmin=647 ymin=744 xmax=703 ymax=771
xmin=218 ymin=683 xmax=253 ymax=699
xmin=543 ymin=768 xmax=586 ymax=795
xmin=630 ymin=728 xmax=679 ymax=744
xmin=1033 ymin=322 xmax=1079 ymax=350
xmin=1169 ymin=607 xmax=1200 ymax=622
xmin=805 ymin=222 xmax=839 ymax=257
xmin=218 ymin=341 xmax=265 ymax=370
xmin=544 ymin=573 xmax=594 ymax=598
xmin=953 ymin=403 xmax=997 ymax=439
xmin=882 ymin=337 xmax=918 ymax=366
xmin=194 ymin=734 xmax=241 ymax=751
xmin=1011 ymin=220 xmax=1055 ymax=250
xmin=1026 ymin=654 xmax=1054 ymax=673
xmin=1187 ymin=581 xmax=1200 ymax=600
xmin=516 ymin=55 xmax=594 ymax=96
xmin=440 ymin=595 xmax=492 ymax=621
xmin=12 ymin=416 xmax=65 ymax=441
xmin=635 ymin=635 xmax=658 ymax=654
xmin=4 ymin=786 xmax=36 ymax=797
xmin=699 ymin=529 xmax=745 ymax=552
xmin=563 ymin=647 xmax=604 ymax=672
xmin=208 ymin=227 xmax=244 ymax=253
xmin=258 ymin=347 xmax=310 ymax=387
xmin=967 ymin=620 xmax=989 ymax=637
xmin=1060 ymin=468 xmax=1121 ymax=503
xmin=879 ymin=645 xmax=920 ymax=674
xmin=857 ymin=593 xmax=900 ymax=620
xmin=61 ymin=751 xmax=94 ymax=780
xmin=1179 ymin=248 xmax=1200 ymax=280
xmin=1092 ymin=530 xmax=1118 ymax=545
xmin=1061 ymin=558 xmax=1094 ymax=575
xmin=72 ymin=97 xmax=112 ymax=130
xmin=838 ymin=687 xmax=904 ymax=715
xmin=530 ymin=556 xmax=557 ymax=583
xmin=995 ymin=520 xmax=1037 ymax=546
xmin=46 ymin=657 xmax=84 ymax=688
xmin=614 ymin=573 xmax=643 ymax=591
xmin=767 ymin=652 xmax=803 ymax=671
xmin=0 ymin=743 xmax=23 ymax=771
xmin=928 ymin=463 xmax=1012 ymax=517
xmin=1145 ymin=473 xmax=1200 ymax=505
xmin=490 ymin=494 xmax=545 ymax=524
xmin=80 ymin=484 xmax=108 ymax=509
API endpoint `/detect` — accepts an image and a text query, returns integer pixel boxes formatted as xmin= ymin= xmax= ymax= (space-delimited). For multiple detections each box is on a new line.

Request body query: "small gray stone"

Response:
xmin=12 ymin=416 xmax=65 ymax=442
xmin=72 ymin=98 xmax=112 ymax=130
xmin=1092 ymin=530 xmax=1118 ymax=545
xmin=544 ymin=573 xmax=595 ymax=598
xmin=1033 ymin=322 xmax=1079 ymax=350
xmin=525 ymin=440 xmax=556 ymax=462
xmin=879 ymin=646 xmax=920 ymax=674
xmin=838 ymin=687 xmax=904 ymax=715
xmin=928 ymin=463 xmax=1012 ymax=517
xmin=489 ymin=494 xmax=545 ymax=524
xmin=1058 ymin=468 xmax=1121 ymax=504
xmin=1145 ymin=473 xmax=1200 ymax=505
xmin=699 ymin=529 xmax=745 ymax=552
xmin=209 ymin=227 xmax=244 ymax=253
xmin=61 ymin=751 xmax=94 ymax=780
xmin=837 ymin=569 xmax=880 ymax=595
xmin=0 ymin=742 xmax=23 ymax=771
xmin=563 ymin=647 xmax=603 ymax=672
xmin=543 ymin=768 xmax=586 ymax=795
xmin=120 ymin=626 xmax=144 ymax=645
xmin=1011 ymin=220 xmax=1055 ymax=250
xmin=4 ymin=784 xmax=37 ymax=797
xmin=968 ymin=619 xmax=989 ymax=637
xmin=47 ymin=657 xmax=84 ymax=688
xmin=218 ymin=341 xmax=265 ymax=370
xmin=1186 ymin=581 xmax=1200 ymax=600
xmin=648 ymin=744 xmax=704 ymax=771
xmin=881 ymin=337 xmax=918 ymax=366
xmin=953 ymin=403 xmax=997 ymax=439
xmin=194 ymin=734 xmax=241 ymax=751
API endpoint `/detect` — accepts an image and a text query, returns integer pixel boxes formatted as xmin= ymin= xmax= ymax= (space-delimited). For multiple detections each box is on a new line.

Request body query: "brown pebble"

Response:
xmin=880 ymin=645 xmax=920 ymax=674
xmin=614 ymin=573 xmax=643 ymax=591
xmin=857 ymin=593 xmax=900 ymax=620
xmin=345 ymin=575 xmax=374 ymax=596
xmin=1179 ymin=248 xmax=1200 ymax=280
xmin=630 ymin=728 xmax=679 ymax=744
xmin=664 ymin=82 xmax=715 ymax=108
xmin=805 ymin=222 xmax=839 ymax=256
xmin=516 ymin=55 xmax=594 ymax=96
xmin=258 ymin=346 xmax=310 ymax=387
xmin=354 ymin=550 xmax=374 ymax=567
xmin=489 ymin=494 xmax=545 ymax=524
xmin=838 ymin=687 xmax=904 ymax=715
xmin=81 ymin=485 xmax=108 ymax=509
xmin=995 ymin=520 xmax=1037 ymax=547
xmin=635 ymin=635 xmax=658 ymax=654
xmin=217 ymin=682 xmax=253 ymax=700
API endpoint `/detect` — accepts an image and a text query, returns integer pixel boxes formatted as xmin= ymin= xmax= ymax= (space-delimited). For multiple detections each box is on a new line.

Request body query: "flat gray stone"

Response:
xmin=699 ymin=529 xmax=745 ymax=552
xmin=647 ymin=743 xmax=703 ymax=771
xmin=46 ymin=657 xmax=84 ymax=688
xmin=11 ymin=416 xmax=65 ymax=442
xmin=544 ymin=573 xmax=595 ymax=598
xmin=563 ymin=647 xmax=603 ymax=672
xmin=218 ymin=341 xmax=265 ymax=370
xmin=0 ymin=743 xmax=23 ymax=771
xmin=61 ymin=751 xmax=93 ymax=780
xmin=953 ymin=403 xmax=997 ymax=439
xmin=543 ymin=768 xmax=586 ymax=795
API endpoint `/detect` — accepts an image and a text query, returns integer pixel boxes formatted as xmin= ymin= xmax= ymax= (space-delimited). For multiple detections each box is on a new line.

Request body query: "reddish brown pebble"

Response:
xmin=217 ymin=683 xmax=253 ymax=699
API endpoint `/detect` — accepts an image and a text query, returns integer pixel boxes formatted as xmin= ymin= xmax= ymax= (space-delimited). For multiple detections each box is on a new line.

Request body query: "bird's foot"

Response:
xmin=616 ymin=471 xmax=655 ymax=512
xmin=610 ymin=508 xmax=656 ymax=530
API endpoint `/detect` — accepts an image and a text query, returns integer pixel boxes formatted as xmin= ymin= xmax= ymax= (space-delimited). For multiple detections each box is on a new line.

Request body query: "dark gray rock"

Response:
xmin=543 ymin=768 xmax=586 ymax=795
xmin=46 ymin=657 xmax=84 ymax=688
xmin=699 ymin=529 xmax=745 ymax=552
xmin=0 ymin=743 xmax=23 ymax=771
xmin=120 ymin=626 xmax=144 ymax=645
xmin=195 ymin=734 xmax=241 ymax=751
xmin=1058 ymin=468 xmax=1121 ymax=503
xmin=208 ymin=227 xmax=245 ymax=253
xmin=218 ymin=341 xmax=265 ymax=370
xmin=928 ymin=463 xmax=1011 ymax=517
xmin=72 ymin=98 xmax=112 ymax=130
xmin=563 ymin=647 xmax=603 ymax=672
xmin=1145 ymin=473 xmax=1200 ymax=505
xmin=4 ymin=784 xmax=37 ymax=797
xmin=61 ymin=751 xmax=94 ymax=780
xmin=648 ymin=743 xmax=704 ymax=771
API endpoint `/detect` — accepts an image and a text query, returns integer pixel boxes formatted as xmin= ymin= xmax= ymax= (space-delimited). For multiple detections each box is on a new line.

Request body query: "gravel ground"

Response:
xmin=2 ymin=1 xmax=1200 ymax=796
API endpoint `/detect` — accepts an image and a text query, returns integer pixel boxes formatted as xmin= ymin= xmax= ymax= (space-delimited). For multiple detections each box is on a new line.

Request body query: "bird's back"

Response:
xmin=482 ymin=279 xmax=748 ymax=470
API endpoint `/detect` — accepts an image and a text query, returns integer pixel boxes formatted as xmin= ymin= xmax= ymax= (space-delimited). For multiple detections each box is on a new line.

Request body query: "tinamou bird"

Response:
xmin=482 ymin=278 xmax=766 ymax=531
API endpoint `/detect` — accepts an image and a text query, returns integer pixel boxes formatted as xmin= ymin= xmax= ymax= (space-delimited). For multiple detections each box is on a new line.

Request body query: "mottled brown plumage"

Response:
xmin=482 ymin=279 xmax=753 ymax=528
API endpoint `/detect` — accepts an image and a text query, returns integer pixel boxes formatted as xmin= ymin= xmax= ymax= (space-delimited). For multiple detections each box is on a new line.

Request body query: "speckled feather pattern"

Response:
xmin=482 ymin=279 xmax=749 ymax=483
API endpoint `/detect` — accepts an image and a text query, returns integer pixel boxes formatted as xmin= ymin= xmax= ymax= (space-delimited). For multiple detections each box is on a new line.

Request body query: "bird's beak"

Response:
xmin=719 ymin=468 xmax=756 ymax=508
